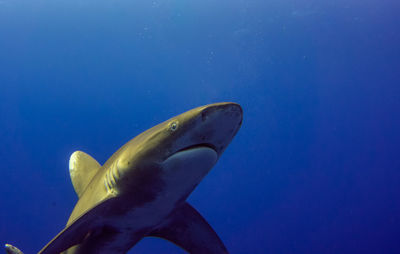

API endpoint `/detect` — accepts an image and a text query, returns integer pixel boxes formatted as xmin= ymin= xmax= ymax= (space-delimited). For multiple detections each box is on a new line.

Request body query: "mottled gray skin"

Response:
xmin=5 ymin=102 xmax=243 ymax=254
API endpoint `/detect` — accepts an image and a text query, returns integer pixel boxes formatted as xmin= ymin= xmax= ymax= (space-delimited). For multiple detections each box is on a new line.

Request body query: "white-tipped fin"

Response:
xmin=5 ymin=244 xmax=23 ymax=254
xmin=69 ymin=151 xmax=101 ymax=197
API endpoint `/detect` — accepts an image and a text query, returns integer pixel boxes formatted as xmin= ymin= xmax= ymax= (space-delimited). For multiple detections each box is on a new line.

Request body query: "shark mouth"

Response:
xmin=162 ymin=144 xmax=218 ymax=175
xmin=163 ymin=143 xmax=218 ymax=165
xmin=173 ymin=143 xmax=218 ymax=156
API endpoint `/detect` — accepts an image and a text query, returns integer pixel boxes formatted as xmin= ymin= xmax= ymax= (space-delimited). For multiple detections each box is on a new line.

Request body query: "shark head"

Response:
xmin=105 ymin=102 xmax=242 ymax=203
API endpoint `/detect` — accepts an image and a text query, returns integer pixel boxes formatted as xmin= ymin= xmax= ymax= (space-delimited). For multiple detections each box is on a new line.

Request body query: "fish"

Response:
xmin=5 ymin=102 xmax=243 ymax=254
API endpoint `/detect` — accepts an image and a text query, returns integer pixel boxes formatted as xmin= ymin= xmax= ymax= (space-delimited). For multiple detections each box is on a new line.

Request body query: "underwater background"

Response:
xmin=1 ymin=0 xmax=399 ymax=253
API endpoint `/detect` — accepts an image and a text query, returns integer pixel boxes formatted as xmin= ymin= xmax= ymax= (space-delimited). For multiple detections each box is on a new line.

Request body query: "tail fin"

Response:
xmin=4 ymin=244 xmax=23 ymax=254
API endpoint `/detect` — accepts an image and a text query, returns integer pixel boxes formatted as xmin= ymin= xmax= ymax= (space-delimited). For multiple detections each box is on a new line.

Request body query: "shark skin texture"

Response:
xmin=5 ymin=102 xmax=243 ymax=254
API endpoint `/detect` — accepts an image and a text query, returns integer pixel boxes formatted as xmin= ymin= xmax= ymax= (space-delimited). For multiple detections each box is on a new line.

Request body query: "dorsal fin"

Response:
xmin=69 ymin=151 xmax=101 ymax=198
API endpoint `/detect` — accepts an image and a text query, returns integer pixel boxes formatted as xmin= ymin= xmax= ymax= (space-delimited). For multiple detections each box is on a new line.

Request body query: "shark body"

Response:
xmin=5 ymin=102 xmax=243 ymax=254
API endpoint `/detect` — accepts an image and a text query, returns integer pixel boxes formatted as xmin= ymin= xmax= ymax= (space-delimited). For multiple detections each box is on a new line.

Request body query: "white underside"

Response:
xmin=106 ymin=146 xmax=217 ymax=232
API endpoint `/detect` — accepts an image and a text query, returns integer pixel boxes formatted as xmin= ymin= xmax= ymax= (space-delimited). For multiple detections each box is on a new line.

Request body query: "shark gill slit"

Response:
xmin=104 ymin=171 xmax=113 ymax=192
xmin=104 ymin=164 xmax=120 ymax=193
xmin=109 ymin=169 xmax=117 ymax=186
xmin=112 ymin=165 xmax=120 ymax=181
xmin=104 ymin=172 xmax=110 ymax=192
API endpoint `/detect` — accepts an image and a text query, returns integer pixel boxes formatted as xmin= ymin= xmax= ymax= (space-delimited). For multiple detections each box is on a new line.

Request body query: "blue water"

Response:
xmin=1 ymin=0 xmax=399 ymax=253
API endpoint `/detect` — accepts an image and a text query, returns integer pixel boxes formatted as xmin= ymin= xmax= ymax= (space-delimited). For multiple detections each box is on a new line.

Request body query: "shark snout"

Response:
xmin=201 ymin=102 xmax=242 ymax=123
xmin=197 ymin=102 xmax=243 ymax=155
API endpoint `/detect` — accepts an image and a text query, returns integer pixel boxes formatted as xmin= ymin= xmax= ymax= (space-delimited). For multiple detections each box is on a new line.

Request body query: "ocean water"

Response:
xmin=1 ymin=0 xmax=399 ymax=253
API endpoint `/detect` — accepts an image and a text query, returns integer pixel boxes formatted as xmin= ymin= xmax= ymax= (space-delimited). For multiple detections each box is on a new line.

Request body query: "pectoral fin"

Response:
xmin=38 ymin=214 xmax=91 ymax=254
xmin=38 ymin=196 xmax=114 ymax=254
xmin=148 ymin=202 xmax=228 ymax=254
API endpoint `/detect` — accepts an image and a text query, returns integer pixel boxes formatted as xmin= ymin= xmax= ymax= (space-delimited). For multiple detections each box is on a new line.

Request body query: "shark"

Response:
xmin=5 ymin=102 xmax=243 ymax=254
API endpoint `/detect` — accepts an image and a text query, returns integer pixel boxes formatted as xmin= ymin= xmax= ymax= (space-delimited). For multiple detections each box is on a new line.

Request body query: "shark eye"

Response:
xmin=169 ymin=120 xmax=179 ymax=132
